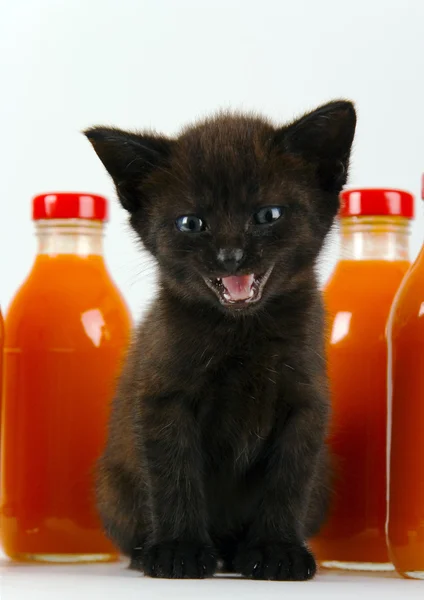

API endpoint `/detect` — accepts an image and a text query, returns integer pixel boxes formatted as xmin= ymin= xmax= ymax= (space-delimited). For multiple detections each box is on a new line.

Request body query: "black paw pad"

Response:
xmin=235 ymin=542 xmax=316 ymax=581
xmin=142 ymin=541 xmax=217 ymax=579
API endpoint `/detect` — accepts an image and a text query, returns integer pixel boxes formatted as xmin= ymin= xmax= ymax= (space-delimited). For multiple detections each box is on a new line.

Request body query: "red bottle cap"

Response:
xmin=32 ymin=192 xmax=108 ymax=221
xmin=340 ymin=188 xmax=414 ymax=219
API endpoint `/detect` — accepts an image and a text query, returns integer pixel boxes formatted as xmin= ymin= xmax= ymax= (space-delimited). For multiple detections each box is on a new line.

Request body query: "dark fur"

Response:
xmin=85 ymin=101 xmax=356 ymax=580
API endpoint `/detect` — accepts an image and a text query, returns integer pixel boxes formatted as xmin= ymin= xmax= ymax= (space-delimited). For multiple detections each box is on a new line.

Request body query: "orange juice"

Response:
xmin=387 ymin=180 xmax=424 ymax=580
xmin=312 ymin=188 xmax=413 ymax=570
xmin=0 ymin=193 xmax=131 ymax=562
xmin=0 ymin=306 xmax=3 ymax=432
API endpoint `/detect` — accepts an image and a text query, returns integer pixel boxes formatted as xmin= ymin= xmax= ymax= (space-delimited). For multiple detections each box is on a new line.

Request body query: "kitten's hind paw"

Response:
xmin=143 ymin=541 xmax=217 ymax=579
xmin=234 ymin=542 xmax=316 ymax=581
xmin=129 ymin=546 xmax=144 ymax=571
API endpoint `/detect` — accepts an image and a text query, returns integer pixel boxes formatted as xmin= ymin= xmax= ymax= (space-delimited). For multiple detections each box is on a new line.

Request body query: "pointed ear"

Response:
xmin=84 ymin=127 xmax=174 ymax=212
xmin=275 ymin=101 xmax=356 ymax=193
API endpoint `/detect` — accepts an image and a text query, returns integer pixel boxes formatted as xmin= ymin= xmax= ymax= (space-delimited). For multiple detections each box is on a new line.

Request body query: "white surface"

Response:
xmin=1 ymin=0 xmax=424 ymax=319
xmin=0 ymin=560 xmax=422 ymax=600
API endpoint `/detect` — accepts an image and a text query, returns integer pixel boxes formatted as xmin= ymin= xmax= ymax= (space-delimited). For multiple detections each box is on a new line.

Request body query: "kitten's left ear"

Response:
xmin=276 ymin=100 xmax=357 ymax=193
xmin=84 ymin=127 xmax=174 ymax=212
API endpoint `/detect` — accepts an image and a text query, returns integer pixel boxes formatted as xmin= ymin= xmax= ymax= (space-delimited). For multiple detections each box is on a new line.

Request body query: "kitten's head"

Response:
xmin=85 ymin=101 xmax=356 ymax=313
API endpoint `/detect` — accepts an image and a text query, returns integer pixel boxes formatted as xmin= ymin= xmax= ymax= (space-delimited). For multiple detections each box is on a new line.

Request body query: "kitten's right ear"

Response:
xmin=84 ymin=127 xmax=174 ymax=212
xmin=275 ymin=101 xmax=357 ymax=194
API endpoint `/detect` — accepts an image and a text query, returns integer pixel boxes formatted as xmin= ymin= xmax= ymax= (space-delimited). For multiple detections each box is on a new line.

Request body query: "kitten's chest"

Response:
xmin=199 ymin=345 xmax=287 ymax=469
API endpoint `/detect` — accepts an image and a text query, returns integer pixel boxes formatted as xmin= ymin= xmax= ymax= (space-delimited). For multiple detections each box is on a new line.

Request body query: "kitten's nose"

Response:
xmin=217 ymin=248 xmax=244 ymax=272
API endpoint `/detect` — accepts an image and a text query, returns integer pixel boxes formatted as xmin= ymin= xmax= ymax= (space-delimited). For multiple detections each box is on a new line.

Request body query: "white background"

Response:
xmin=1 ymin=0 xmax=423 ymax=319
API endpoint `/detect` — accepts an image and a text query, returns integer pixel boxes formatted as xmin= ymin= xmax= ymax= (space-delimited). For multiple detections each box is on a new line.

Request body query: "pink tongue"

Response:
xmin=222 ymin=274 xmax=255 ymax=301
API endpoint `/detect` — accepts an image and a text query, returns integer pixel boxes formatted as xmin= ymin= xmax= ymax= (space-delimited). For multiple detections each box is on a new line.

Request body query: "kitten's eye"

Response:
xmin=176 ymin=215 xmax=206 ymax=233
xmin=254 ymin=206 xmax=284 ymax=225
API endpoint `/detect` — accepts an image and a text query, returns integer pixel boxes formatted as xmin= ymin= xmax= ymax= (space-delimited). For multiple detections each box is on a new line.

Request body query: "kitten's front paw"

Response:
xmin=143 ymin=541 xmax=217 ymax=579
xmin=235 ymin=542 xmax=316 ymax=581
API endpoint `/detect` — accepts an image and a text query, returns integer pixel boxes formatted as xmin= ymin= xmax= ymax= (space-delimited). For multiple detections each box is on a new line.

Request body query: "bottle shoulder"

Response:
xmin=5 ymin=255 xmax=132 ymax=346
xmin=325 ymin=260 xmax=409 ymax=309
xmin=324 ymin=260 xmax=410 ymax=347
xmin=389 ymin=261 xmax=424 ymax=338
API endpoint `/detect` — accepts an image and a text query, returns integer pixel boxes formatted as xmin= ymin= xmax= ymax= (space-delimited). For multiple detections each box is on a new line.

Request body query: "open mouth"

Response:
xmin=204 ymin=266 xmax=274 ymax=308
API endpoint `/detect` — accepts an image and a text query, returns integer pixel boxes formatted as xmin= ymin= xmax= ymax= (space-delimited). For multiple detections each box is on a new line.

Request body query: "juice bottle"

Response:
xmin=312 ymin=188 xmax=413 ymax=570
xmin=0 ymin=192 xmax=132 ymax=562
xmin=0 ymin=306 xmax=3 ymax=429
xmin=387 ymin=177 xmax=424 ymax=579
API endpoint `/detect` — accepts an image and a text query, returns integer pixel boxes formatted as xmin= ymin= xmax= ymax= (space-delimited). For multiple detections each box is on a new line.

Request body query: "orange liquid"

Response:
xmin=0 ymin=255 xmax=131 ymax=561
xmin=387 ymin=248 xmax=424 ymax=578
xmin=0 ymin=307 xmax=3 ymax=438
xmin=312 ymin=260 xmax=409 ymax=567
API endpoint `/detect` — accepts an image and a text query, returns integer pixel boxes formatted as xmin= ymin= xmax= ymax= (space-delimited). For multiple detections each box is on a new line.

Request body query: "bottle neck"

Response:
xmin=339 ymin=216 xmax=410 ymax=261
xmin=35 ymin=219 xmax=105 ymax=257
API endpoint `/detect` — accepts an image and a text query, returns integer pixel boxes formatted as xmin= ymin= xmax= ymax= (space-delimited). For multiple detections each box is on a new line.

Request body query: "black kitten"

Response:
xmin=85 ymin=100 xmax=356 ymax=580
